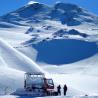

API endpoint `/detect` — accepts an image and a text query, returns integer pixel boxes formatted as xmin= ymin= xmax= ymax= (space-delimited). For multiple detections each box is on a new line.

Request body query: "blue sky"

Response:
xmin=0 ymin=0 xmax=98 ymax=16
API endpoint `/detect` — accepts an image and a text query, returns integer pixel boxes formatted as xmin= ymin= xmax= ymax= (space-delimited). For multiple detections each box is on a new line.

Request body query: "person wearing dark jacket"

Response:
xmin=57 ymin=85 xmax=61 ymax=95
xmin=63 ymin=84 xmax=67 ymax=96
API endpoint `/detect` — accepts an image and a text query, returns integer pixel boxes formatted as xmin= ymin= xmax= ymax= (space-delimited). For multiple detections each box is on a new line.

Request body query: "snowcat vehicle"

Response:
xmin=24 ymin=72 xmax=56 ymax=96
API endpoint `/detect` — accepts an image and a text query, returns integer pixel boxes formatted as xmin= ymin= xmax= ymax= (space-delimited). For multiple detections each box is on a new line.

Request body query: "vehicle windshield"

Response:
xmin=47 ymin=79 xmax=54 ymax=85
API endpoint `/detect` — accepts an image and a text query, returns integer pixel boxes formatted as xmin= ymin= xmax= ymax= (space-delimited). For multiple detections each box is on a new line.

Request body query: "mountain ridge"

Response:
xmin=0 ymin=2 xmax=98 ymax=27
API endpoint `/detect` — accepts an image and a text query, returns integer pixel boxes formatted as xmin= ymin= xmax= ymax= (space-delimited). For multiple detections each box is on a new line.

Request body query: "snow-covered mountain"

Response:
xmin=0 ymin=1 xmax=98 ymax=96
xmin=1 ymin=2 xmax=98 ymax=26
xmin=0 ymin=1 xmax=98 ymax=64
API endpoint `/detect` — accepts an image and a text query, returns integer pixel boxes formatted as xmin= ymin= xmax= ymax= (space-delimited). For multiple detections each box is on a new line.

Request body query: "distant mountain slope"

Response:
xmin=0 ymin=2 xmax=98 ymax=65
xmin=0 ymin=2 xmax=98 ymax=27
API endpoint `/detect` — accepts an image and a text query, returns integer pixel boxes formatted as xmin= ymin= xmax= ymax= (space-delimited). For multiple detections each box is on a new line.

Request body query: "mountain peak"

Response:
xmin=0 ymin=2 xmax=98 ymax=27
xmin=54 ymin=2 xmax=82 ymax=12
xmin=27 ymin=1 xmax=39 ymax=5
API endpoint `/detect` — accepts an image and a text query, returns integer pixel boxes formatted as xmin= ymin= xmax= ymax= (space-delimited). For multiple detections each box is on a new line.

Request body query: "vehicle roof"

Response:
xmin=25 ymin=72 xmax=44 ymax=75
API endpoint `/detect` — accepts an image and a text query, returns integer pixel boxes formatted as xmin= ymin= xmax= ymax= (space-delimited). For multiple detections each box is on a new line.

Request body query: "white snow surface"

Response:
xmin=1 ymin=95 xmax=98 ymax=98
xmin=27 ymin=1 xmax=39 ymax=5
xmin=0 ymin=38 xmax=45 ymax=95
xmin=0 ymin=38 xmax=44 ymax=73
xmin=0 ymin=67 xmax=24 ymax=95
xmin=0 ymin=2 xmax=98 ymax=97
xmin=41 ymin=53 xmax=98 ymax=95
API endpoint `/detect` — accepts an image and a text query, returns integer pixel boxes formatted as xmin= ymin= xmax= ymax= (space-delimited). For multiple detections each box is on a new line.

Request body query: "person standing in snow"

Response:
xmin=63 ymin=84 xmax=67 ymax=96
xmin=57 ymin=85 xmax=61 ymax=95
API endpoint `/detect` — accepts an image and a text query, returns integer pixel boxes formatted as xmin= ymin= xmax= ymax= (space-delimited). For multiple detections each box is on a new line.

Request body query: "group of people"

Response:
xmin=57 ymin=84 xmax=67 ymax=96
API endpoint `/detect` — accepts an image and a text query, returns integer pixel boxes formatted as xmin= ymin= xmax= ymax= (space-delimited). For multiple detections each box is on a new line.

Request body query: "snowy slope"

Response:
xmin=0 ymin=1 xmax=98 ymax=97
xmin=0 ymin=38 xmax=45 ymax=95
xmin=41 ymin=53 xmax=98 ymax=95
xmin=1 ymin=2 xmax=98 ymax=27
xmin=0 ymin=38 xmax=44 ymax=73
xmin=0 ymin=67 xmax=24 ymax=95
